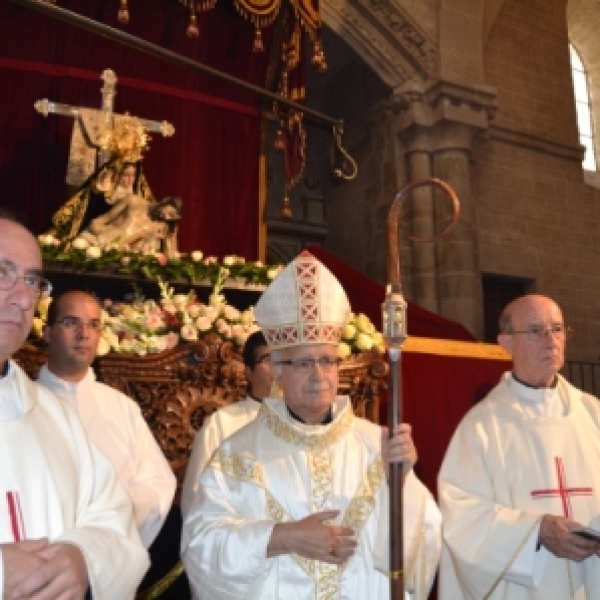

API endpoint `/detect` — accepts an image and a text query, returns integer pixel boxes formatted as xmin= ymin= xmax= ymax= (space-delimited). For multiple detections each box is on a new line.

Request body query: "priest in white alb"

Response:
xmin=438 ymin=294 xmax=600 ymax=599
xmin=0 ymin=212 xmax=148 ymax=599
xmin=182 ymin=250 xmax=441 ymax=600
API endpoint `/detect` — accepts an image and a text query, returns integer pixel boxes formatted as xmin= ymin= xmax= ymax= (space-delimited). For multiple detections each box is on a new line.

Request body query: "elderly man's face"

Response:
xmin=498 ymin=295 xmax=565 ymax=387
xmin=0 ymin=219 xmax=43 ymax=366
xmin=274 ymin=343 xmax=340 ymax=424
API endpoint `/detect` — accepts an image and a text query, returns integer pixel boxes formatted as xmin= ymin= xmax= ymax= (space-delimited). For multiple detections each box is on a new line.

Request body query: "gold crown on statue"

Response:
xmin=99 ymin=113 xmax=151 ymax=162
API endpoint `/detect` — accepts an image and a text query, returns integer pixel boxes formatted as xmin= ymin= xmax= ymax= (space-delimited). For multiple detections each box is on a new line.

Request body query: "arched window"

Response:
xmin=570 ymin=44 xmax=596 ymax=171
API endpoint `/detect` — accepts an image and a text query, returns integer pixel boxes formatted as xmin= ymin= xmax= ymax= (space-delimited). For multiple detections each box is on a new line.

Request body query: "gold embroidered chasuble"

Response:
xmin=182 ymin=396 xmax=440 ymax=600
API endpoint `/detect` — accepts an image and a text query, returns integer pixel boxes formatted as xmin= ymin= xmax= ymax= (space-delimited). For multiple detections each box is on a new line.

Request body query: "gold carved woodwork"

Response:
xmin=14 ymin=336 xmax=387 ymax=496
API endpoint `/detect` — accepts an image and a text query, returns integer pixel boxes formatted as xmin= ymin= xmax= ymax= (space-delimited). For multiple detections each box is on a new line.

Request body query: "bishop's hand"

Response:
xmin=539 ymin=514 xmax=600 ymax=561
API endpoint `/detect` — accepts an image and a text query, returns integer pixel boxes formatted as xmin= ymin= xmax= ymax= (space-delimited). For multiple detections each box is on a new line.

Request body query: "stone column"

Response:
xmin=404 ymin=137 xmax=438 ymax=313
xmin=432 ymin=123 xmax=483 ymax=338
xmin=392 ymin=79 xmax=497 ymax=338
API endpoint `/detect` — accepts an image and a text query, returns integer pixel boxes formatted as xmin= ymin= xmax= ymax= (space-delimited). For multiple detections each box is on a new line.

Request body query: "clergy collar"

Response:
xmin=512 ymin=372 xmax=558 ymax=390
xmin=286 ymin=404 xmax=333 ymax=425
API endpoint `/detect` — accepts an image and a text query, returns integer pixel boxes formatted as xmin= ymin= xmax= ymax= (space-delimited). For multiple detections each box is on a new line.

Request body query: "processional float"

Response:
xmin=382 ymin=178 xmax=460 ymax=599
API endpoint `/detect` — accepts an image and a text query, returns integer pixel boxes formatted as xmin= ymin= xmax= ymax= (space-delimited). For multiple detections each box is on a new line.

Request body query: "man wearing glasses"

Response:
xmin=38 ymin=289 xmax=176 ymax=550
xmin=439 ymin=294 xmax=600 ymax=599
xmin=182 ymin=251 xmax=441 ymax=599
xmin=181 ymin=330 xmax=274 ymax=520
xmin=0 ymin=212 xmax=148 ymax=598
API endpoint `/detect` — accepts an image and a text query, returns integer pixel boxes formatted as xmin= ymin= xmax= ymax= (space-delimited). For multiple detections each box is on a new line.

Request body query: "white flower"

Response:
xmin=267 ymin=268 xmax=279 ymax=280
xmin=38 ymin=234 xmax=58 ymax=246
xmin=355 ymin=313 xmax=376 ymax=335
xmin=338 ymin=342 xmax=352 ymax=359
xmin=240 ymin=308 xmax=255 ymax=325
xmin=223 ymin=305 xmax=241 ymax=321
xmin=181 ymin=323 xmax=199 ymax=341
xmin=202 ymin=305 xmax=219 ymax=321
xmin=209 ymin=293 xmax=225 ymax=308
xmin=215 ymin=318 xmax=232 ymax=338
xmin=223 ymin=255 xmax=236 ymax=266
xmin=254 ymin=261 xmax=263 ymax=268
xmin=172 ymin=294 xmax=189 ymax=310
xmin=355 ymin=332 xmax=374 ymax=351
xmin=72 ymin=237 xmax=89 ymax=250
xmin=96 ymin=336 xmax=112 ymax=356
xmin=86 ymin=246 xmax=102 ymax=259
xmin=342 ymin=323 xmax=357 ymax=341
xmin=162 ymin=303 xmax=177 ymax=315
xmin=195 ymin=316 xmax=213 ymax=332
xmin=191 ymin=250 xmax=204 ymax=262
xmin=187 ymin=304 xmax=202 ymax=318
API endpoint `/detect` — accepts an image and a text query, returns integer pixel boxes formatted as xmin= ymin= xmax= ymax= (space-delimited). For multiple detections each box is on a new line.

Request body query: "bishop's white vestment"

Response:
xmin=182 ymin=396 xmax=441 ymax=600
xmin=0 ymin=361 xmax=149 ymax=598
xmin=37 ymin=365 xmax=176 ymax=548
xmin=438 ymin=372 xmax=600 ymax=600
xmin=181 ymin=396 xmax=261 ymax=520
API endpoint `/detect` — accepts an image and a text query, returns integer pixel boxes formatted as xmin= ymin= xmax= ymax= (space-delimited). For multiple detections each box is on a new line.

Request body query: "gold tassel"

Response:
xmin=253 ymin=28 xmax=264 ymax=52
xmin=187 ymin=12 xmax=200 ymax=38
xmin=117 ymin=0 xmax=130 ymax=24
xmin=281 ymin=195 xmax=292 ymax=219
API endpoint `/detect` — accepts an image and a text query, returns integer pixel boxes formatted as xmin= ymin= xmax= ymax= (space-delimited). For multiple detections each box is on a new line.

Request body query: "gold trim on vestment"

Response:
xmin=259 ymin=401 xmax=354 ymax=452
xmin=135 ymin=560 xmax=185 ymax=600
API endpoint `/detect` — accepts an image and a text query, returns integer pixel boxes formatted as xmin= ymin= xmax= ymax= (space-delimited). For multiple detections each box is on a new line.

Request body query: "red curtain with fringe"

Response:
xmin=0 ymin=0 xmax=270 ymax=258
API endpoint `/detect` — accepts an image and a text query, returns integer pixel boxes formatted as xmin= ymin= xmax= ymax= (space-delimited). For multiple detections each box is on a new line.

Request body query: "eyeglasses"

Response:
xmin=273 ymin=356 xmax=343 ymax=372
xmin=507 ymin=323 xmax=570 ymax=341
xmin=0 ymin=259 xmax=52 ymax=299
xmin=52 ymin=317 xmax=102 ymax=331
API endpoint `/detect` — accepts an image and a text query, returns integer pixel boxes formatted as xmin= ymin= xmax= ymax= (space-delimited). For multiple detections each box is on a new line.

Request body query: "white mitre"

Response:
xmin=254 ymin=250 xmax=351 ymax=349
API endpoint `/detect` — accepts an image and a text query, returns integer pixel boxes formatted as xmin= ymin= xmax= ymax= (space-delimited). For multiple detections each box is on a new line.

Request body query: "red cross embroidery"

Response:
xmin=530 ymin=456 xmax=593 ymax=519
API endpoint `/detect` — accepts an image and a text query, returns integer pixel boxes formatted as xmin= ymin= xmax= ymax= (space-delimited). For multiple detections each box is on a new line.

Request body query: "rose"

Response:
xmin=181 ymin=323 xmax=199 ymax=341
xmin=222 ymin=305 xmax=241 ymax=321
xmin=144 ymin=313 xmax=166 ymax=331
xmin=86 ymin=246 xmax=102 ymax=259
xmin=355 ymin=332 xmax=374 ymax=351
xmin=162 ymin=303 xmax=177 ymax=315
xmin=72 ymin=237 xmax=89 ymax=250
xmin=191 ymin=250 xmax=203 ymax=262
xmin=164 ymin=332 xmax=179 ymax=350
xmin=203 ymin=256 xmax=217 ymax=265
xmin=195 ymin=316 xmax=213 ymax=332
xmin=223 ymin=255 xmax=235 ymax=266
xmin=202 ymin=306 xmax=219 ymax=321
xmin=253 ymin=261 xmax=263 ymax=268
xmin=267 ymin=268 xmax=279 ymax=280
xmin=187 ymin=304 xmax=202 ymax=318
xmin=338 ymin=341 xmax=352 ymax=359
xmin=154 ymin=252 xmax=167 ymax=266
xmin=215 ymin=318 xmax=232 ymax=338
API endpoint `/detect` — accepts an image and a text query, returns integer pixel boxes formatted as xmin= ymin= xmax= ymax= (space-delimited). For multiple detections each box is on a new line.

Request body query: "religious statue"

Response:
xmin=79 ymin=195 xmax=183 ymax=259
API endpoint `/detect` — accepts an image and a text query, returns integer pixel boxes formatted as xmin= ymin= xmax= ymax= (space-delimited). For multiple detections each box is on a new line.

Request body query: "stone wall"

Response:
xmin=475 ymin=0 xmax=600 ymax=361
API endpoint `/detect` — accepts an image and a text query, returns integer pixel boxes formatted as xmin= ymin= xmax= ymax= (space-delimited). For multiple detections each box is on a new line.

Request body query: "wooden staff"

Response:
xmin=383 ymin=178 xmax=459 ymax=599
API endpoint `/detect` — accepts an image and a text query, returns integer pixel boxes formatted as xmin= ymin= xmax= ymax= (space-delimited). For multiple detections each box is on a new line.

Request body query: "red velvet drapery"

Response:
xmin=0 ymin=0 xmax=270 ymax=258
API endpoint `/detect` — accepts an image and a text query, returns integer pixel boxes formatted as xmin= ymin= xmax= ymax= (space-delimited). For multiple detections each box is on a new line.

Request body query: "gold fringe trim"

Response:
xmin=135 ymin=560 xmax=185 ymax=600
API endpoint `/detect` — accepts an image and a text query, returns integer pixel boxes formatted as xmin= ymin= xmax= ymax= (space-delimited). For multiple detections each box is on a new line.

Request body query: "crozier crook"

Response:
xmin=383 ymin=177 xmax=460 ymax=600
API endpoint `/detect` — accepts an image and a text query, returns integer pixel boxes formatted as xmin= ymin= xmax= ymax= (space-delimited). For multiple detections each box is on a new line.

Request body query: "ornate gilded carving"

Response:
xmin=14 ymin=339 xmax=387 ymax=496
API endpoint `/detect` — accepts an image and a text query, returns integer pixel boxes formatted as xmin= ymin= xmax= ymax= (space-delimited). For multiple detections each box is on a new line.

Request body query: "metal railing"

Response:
xmin=562 ymin=361 xmax=600 ymax=398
